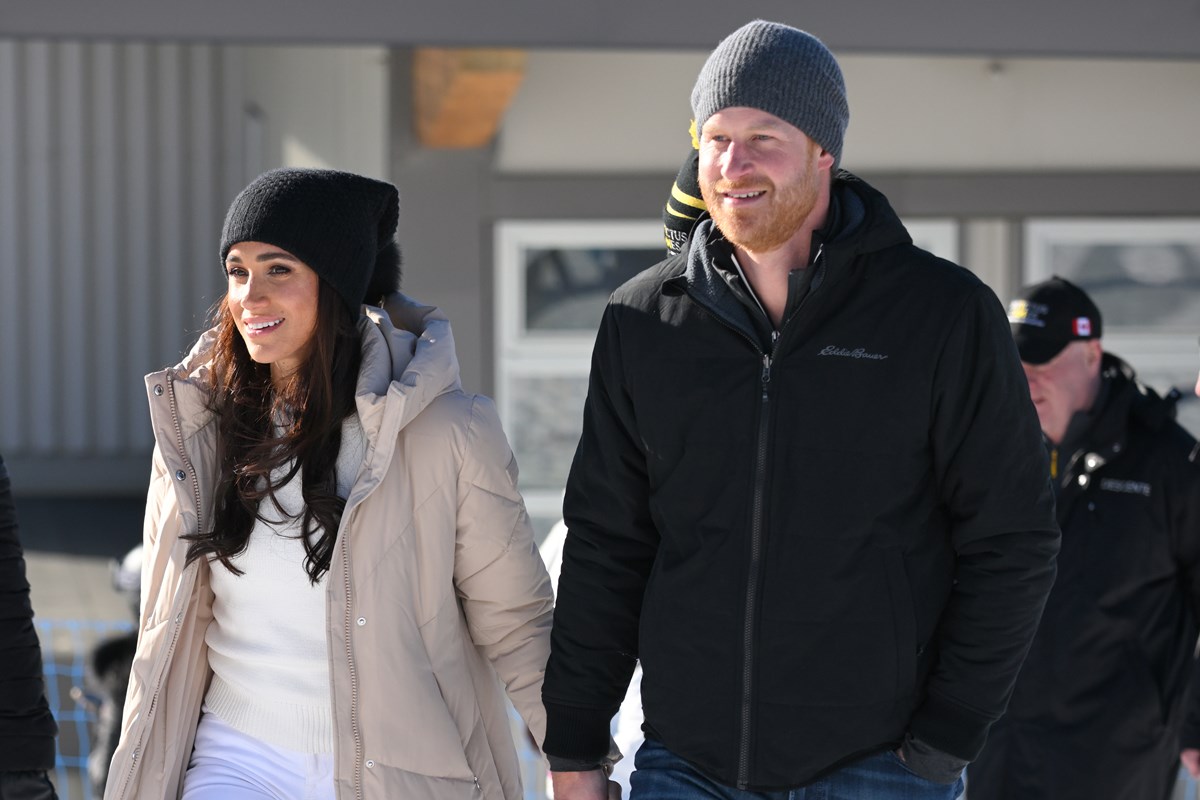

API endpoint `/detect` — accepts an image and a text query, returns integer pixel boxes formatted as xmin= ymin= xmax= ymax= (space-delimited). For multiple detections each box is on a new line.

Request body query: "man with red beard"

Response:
xmin=542 ymin=20 xmax=1060 ymax=800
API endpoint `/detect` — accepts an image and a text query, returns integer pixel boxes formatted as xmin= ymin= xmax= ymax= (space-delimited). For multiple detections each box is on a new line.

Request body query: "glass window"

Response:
xmin=494 ymin=221 xmax=665 ymax=536
xmin=523 ymin=245 xmax=662 ymax=333
xmin=1024 ymin=219 xmax=1200 ymax=436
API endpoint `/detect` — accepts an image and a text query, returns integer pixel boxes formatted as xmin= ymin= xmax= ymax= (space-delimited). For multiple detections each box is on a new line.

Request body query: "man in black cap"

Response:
xmin=968 ymin=276 xmax=1200 ymax=800
xmin=542 ymin=18 xmax=1060 ymax=800
xmin=1005 ymin=275 xmax=1107 ymax=456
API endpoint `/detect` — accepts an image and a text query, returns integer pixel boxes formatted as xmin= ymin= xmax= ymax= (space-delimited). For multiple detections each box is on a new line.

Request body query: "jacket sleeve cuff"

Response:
xmin=1181 ymin=716 xmax=1200 ymax=750
xmin=901 ymin=733 xmax=968 ymax=784
xmin=542 ymin=701 xmax=616 ymax=763
xmin=907 ymin=691 xmax=994 ymax=762
xmin=546 ymin=756 xmax=607 ymax=773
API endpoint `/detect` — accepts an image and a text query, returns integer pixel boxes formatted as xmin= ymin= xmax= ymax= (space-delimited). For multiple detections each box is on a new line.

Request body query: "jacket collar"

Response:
xmin=146 ymin=293 xmax=463 ymax=480
xmin=351 ymin=295 xmax=462 ymax=491
xmin=1069 ymin=352 xmax=1176 ymax=459
xmin=1055 ymin=353 xmax=1178 ymax=500
xmin=661 ymin=172 xmax=902 ymax=342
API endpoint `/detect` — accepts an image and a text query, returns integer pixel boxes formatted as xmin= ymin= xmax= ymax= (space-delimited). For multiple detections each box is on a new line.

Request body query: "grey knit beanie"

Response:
xmin=220 ymin=167 xmax=401 ymax=317
xmin=691 ymin=20 xmax=849 ymax=168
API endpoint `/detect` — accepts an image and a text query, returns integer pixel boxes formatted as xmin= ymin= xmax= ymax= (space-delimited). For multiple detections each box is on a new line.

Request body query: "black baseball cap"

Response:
xmin=1007 ymin=276 xmax=1103 ymax=365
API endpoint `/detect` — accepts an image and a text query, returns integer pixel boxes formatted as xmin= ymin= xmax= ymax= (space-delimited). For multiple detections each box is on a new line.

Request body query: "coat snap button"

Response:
xmin=357 ymin=617 xmax=366 ymax=626
xmin=153 ymin=384 xmax=164 ymax=396
xmin=175 ymin=470 xmax=186 ymax=481
xmin=365 ymin=759 xmax=375 ymax=768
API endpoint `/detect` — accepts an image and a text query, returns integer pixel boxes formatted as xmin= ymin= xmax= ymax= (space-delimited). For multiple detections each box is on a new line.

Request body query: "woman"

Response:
xmin=105 ymin=168 xmax=553 ymax=800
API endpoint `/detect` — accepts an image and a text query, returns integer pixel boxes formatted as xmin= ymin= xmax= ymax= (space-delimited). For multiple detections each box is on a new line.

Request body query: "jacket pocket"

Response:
xmin=883 ymin=550 xmax=918 ymax=699
xmin=1118 ymin=642 xmax=1169 ymax=744
xmin=107 ymin=614 xmax=172 ymax=800
xmin=757 ymin=542 xmax=910 ymax=708
xmin=361 ymin=763 xmax=482 ymax=798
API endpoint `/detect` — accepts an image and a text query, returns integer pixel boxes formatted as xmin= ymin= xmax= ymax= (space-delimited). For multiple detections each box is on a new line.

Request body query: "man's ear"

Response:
xmin=1084 ymin=338 xmax=1104 ymax=369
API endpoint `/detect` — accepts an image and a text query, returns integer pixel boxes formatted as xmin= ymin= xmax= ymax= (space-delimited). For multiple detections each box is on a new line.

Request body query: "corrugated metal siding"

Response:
xmin=0 ymin=40 xmax=252 ymax=489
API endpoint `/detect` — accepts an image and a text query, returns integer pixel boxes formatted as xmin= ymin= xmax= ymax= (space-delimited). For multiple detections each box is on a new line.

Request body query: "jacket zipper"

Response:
xmin=341 ymin=517 xmax=364 ymax=800
xmin=115 ymin=372 xmax=202 ymax=799
xmin=737 ymin=331 xmax=778 ymax=789
xmin=675 ymin=292 xmax=769 ymax=787
xmin=683 ymin=245 xmax=825 ymax=789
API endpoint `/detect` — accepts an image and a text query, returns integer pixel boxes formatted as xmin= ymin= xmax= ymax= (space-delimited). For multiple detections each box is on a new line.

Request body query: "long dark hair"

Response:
xmin=183 ymin=279 xmax=362 ymax=584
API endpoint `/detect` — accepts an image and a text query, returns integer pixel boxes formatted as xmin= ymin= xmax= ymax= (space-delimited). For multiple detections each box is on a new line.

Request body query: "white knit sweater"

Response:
xmin=204 ymin=415 xmax=366 ymax=753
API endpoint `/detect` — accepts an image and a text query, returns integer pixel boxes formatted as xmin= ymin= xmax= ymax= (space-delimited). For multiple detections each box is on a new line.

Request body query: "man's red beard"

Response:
xmin=701 ymin=172 xmax=820 ymax=254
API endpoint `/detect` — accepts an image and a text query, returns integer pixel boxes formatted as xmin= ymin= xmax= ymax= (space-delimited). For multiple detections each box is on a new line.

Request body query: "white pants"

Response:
xmin=181 ymin=709 xmax=335 ymax=800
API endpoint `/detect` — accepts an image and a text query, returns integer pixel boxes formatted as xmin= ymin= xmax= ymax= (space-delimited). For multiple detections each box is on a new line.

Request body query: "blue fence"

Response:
xmin=38 ymin=618 xmax=134 ymax=800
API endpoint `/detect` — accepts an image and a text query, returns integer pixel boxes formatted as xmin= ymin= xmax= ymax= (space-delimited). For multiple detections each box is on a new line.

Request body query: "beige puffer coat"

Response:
xmin=105 ymin=296 xmax=554 ymax=800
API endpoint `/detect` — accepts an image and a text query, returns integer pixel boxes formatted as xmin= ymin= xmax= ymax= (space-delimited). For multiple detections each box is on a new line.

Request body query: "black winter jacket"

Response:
xmin=969 ymin=356 xmax=1200 ymax=800
xmin=0 ymin=452 xmax=59 ymax=772
xmin=542 ymin=174 xmax=1061 ymax=790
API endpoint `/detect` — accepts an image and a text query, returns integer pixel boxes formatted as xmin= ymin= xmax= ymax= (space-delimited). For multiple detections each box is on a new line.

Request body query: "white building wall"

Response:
xmin=495 ymin=52 xmax=1200 ymax=173
xmin=241 ymin=46 xmax=389 ymax=179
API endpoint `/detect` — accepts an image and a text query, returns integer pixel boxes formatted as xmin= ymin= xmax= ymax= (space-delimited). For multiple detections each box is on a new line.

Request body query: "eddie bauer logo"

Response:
xmin=819 ymin=345 xmax=888 ymax=360
xmin=1099 ymin=478 xmax=1152 ymax=497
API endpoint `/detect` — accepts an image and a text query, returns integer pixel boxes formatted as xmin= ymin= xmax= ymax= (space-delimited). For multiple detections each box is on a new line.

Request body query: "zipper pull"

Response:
xmin=762 ymin=331 xmax=780 ymax=385
xmin=811 ymin=243 xmax=825 ymax=267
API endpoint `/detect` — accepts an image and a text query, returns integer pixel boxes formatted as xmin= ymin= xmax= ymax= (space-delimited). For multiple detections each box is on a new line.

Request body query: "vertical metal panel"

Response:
xmin=122 ymin=44 xmax=155 ymax=451
xmin=91 ymin=42 xmax=122 ymax=452
xmin=0 ymin=42 xmax=22 ymax=450
xmin=221 ymin=47 xmax=248 ymax=209
xmin=25 ymin=43 xmax=56 ymax=453
xmin=59 ymin=42 xmax=89 ymax=450
xmin=0 ymin=39 xmax=247 ymax=485
xmin=154 ymin=44 xmax=187 ymax=373
xmin=187 ymin=45 xmax=220 ymax=324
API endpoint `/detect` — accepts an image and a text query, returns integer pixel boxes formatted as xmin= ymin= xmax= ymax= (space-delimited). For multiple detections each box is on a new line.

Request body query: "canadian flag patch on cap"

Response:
xmin=1073 ymin=317 xmax=1092 ymax=336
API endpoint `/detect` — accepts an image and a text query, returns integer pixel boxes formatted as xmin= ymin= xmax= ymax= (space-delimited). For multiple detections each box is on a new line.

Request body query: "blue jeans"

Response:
xmin=629 ymin=738 xmax=964 ymax=800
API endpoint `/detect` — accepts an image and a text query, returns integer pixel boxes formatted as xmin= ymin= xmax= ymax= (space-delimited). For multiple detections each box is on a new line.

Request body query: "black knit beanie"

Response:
xmin=219 ymin=167 xmax=401 ymax=316
xmin=691 ymin=20 xmax=849 ymax=168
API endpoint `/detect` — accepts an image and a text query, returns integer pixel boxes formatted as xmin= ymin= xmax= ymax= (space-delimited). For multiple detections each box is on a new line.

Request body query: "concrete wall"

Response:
xmin=388 ymin=114 xmax=496 ymax=395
